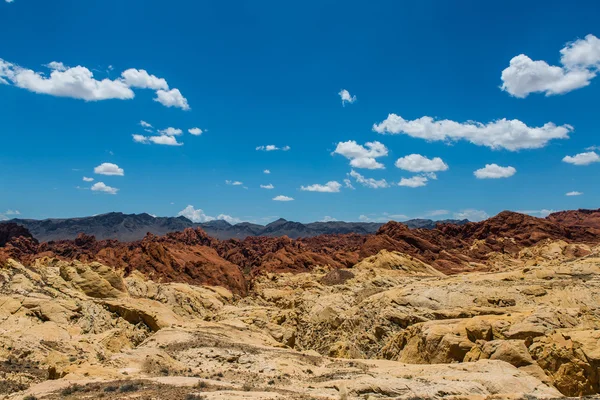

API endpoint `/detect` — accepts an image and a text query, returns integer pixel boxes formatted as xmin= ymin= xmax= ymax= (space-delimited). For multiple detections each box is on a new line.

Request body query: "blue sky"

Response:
xmin=1 ymin=0 xmax=599 ymax=224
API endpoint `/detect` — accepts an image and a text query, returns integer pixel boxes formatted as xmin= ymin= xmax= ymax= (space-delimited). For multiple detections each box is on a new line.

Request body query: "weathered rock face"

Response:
xmin=547 ymin=208 xmax=600 ymax=230
xmin=3 ymin=211 xmax=599 ymax=298
xmin=1 ymin=228 xmax=248 ymax=296
xmin=0 ymin=222 xmax=36 ymax=247
xmin=1 ymin=254 xmax=573 ymax=400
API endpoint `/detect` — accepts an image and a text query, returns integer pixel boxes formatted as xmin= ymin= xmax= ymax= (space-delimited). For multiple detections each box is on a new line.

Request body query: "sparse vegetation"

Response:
xmin=61 ymin=384 xmax=83 ymax=396
xmin=119 ymin=382 xmax=140 ymax=393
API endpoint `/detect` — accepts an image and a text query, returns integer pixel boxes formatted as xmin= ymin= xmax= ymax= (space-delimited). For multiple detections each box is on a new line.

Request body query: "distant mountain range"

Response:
xmin=6 ymin=212 xmax=469 ymax=242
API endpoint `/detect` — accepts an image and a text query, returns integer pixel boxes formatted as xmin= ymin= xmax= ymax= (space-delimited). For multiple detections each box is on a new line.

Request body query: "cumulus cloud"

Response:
xmin=373 ymin=114 xmax=571 ymax=151
xmin=474 ymin=164 xmax=517 ymax=179
xmin=398 ymin=176 xmax=428 ymax=187
xmin=188 ymin=127 xmax=202 ymax=135
xmin=82 ymin=176 xmax=94 ymax=182
xmin=321 ymin=216 xmax=338 ymax=222
xmin=338 ymin=89 xmax=356 ymax=106
xmin=0 ymin=58 xmax=189 ymax=109
xmin=300 ymin=181 xmax=342 ymax=193
xmin=256 ymin=145 xmax=291 ymax=152
xmin=454 ymin=209 xmax=489 ymax=221
xmin=349 ymin=170 xmax=389 ymax=189
xmin=501 ymin=34 xmax=600 ymax=98
xmin=263 ymin=169 xmax=271 ymax=174
xmin=273 ymin=195 xmax=294 ymax=201
xmin=154 ymin=88 xmax=190 ymax=110
xmin=343 ymin=178 xmax=355 ymax=190
xmin=94 ymin=162 xmax=124 ymax=176
xmin=1 ymin=60 xmax=133 ymax=101
xmin=177 ymin=205 xmax=240 ymax=224
xmin=148 ymin=135 xmax=182 ymax=146
xmin=395 ymin=154 xmax=448 ymax=173
xmin=132 ymin=134 xmax=182 ymax=146
xmin=566 ymin=191 xmax=583 ymax=196
xmin=140 ymin=120 xmax=152 ymax=128
xmin=562 ymin=151 xmax=600 ymax=165
xmin=91 ymin=182 xmax=118 ymax=195
xmin=333 ymin=140 xmax=388 ymax=169
xmin=158 ymin=127 xmax=183 ymax=136
xmin=260 ymin=184 xmax=274 ymax=189
xmin=121 ymin=69 xmax=168 ymax=90
xmin=225 ymin=180 xmax=243 ymax=186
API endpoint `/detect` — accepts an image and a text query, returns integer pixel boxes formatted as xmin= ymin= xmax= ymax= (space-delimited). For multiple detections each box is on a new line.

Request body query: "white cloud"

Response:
xmin=132 ymin=134 xmax=149 ymax=144
xmin=177 ymin=205 xmax=241 ymax=224
xmin=0 ymin=58 xmax=190 ymax=110
xmin=585 ymin=145 xmax=599 ymax=151
xmin=349 ymin=169 xmax=389 ymax=189
xmin=358 ymin=215 xmax=370 ymax=222
xmin=333 ymin=140 xmax=388 ymax=169
xmin=501 ymin=34 xmax=600 ymax=98
xmin=260 ymin=184 xmax=274 ymax=189
xmin=149 ymin=135 xmax=182 ymax=146
xmin=154 ymin=88 xmax=190 ymax=110
xmin=140 ymin=120 xmax=152 ymax=128
xmin=518 ymin=209 xmax=555 ymax=218
xmin=454 ymin=209 xmax=489 ymax=221
xmin=121 ymin=69 xmax=168 ymax=90
xmin=82 ymin=176 xmax=94 ymax=182
xmin=159 ymin=127 xmax=183 ymax=136
xmin=273 ymin=195 xmax=294 ymax=201
xmin=188 ymin=127 xmax=202 ymax=135
xmin=133 ymin=134 xmax=183 ymax=146
xmin=216 ymin=214 xmax=242 ymax=224
xmin=562 ymin=151 xmax=600 ymax=165
xmin=0 ymin=59 xmax=134 ymax=101
xmin=94 ymin=162 xmax=124 ymax=176
xmin=395 ymin=154 xmax=448 ymax=173
xmin=474 ymin=164 xmax=517 ymax=179
xmin=45 ymin=61 xmax=66 ymax=71
xmin=263 ymin=169 xmax=271 ymax=174
xmin=256 ymin=145 xmax=290 ymax=152
xmin=300 ymin=181 xmax=342 ymax=193
xmin=373 ymin=114 xmax=571 ymax=151
xmin=343 ymin=178 xmax=355 ymax=189
xmin=338 ymin=89 xmax=356 ymax=106
xmin=0 ymin=209 xmax=19 ymax=220
xmin=398 ymin=176 xmax=428 ymax=187
xmin=225 ymin=180 xmax=243 ymax=186
xmin=321 ymin=216 xmax=338 ymax=222
xmin=91 ymin=182 xmax=118 ymax=195
xmin=178 ymin=205 xmax=214 ymax=222
xmin=5 ymin=0 xmax=15 ymax=3
xmin=566 ymin=191 xmax=583 ymax=196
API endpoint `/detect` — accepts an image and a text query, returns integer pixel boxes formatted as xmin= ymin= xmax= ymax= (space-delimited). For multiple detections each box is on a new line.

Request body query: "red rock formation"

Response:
xmin=2 ymin=228 xmax=247 ymax=296
xmin=546 ymin=208 xmax=600 ymax=230
xmin=2 ymin=211 xmax=599 ymax=295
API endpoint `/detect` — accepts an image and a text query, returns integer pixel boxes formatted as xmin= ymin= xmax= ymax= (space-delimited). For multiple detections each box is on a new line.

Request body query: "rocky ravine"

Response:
xmin=1 ymin=239 xmax=599 ymax=399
